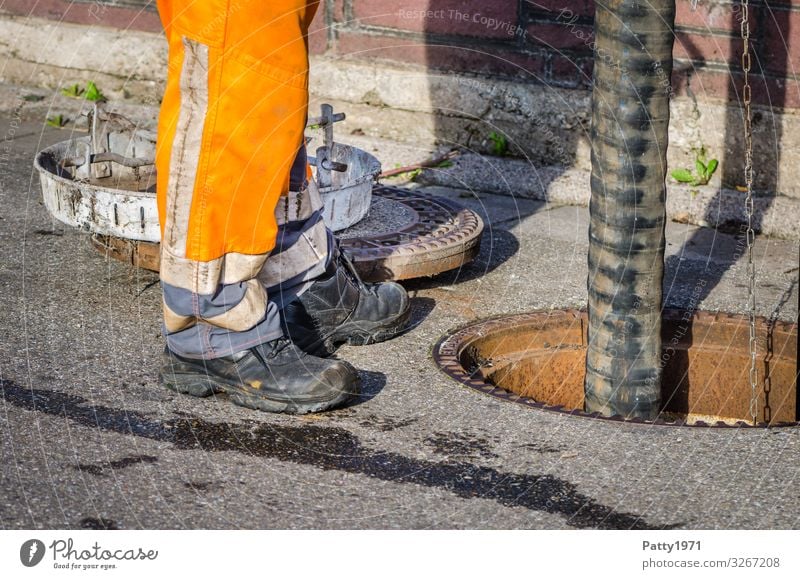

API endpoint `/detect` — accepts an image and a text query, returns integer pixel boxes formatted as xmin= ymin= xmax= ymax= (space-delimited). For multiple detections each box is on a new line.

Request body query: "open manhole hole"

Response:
xmin=434 ymin=309 xmax=798 ymax=427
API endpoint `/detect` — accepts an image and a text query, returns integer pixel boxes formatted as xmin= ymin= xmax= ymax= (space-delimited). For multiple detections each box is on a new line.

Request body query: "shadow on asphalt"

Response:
xmin=1 ymin=379 xmax=680 ymax=530
xmin=404 ymin=228 xmax=521 ymax=290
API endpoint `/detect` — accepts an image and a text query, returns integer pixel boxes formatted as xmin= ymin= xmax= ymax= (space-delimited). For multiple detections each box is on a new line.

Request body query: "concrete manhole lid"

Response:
xmin=434 ymin=309 xmax=798 ymax=428
xmin=91 ymin=185 xmax=484 ymax=282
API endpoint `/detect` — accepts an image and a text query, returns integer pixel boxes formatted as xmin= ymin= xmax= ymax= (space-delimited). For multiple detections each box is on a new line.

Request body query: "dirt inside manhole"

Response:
xmin=435 ymin=309 xmax=798 ymax=427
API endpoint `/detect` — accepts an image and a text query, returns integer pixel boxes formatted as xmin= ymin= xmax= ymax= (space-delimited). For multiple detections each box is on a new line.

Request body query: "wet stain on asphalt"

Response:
xmin=516 ymin=442 xmax=567 ymax=454
xmin=76 ymin=455 xmax=158 ymax=476
xmin=2 ymin=380 xmax=676 ymax=529
xmin=357 ymin=414 xmax=419 ymax=432
xmin=79 ymin=517 xmax=119 ymax=530
xmin=424 ymin=432 xmax=500 ymax=460
xmin=33 ymin=228 xmax=64 ymax=236
xmin=183 ymin=480 xmax=223 ymax=493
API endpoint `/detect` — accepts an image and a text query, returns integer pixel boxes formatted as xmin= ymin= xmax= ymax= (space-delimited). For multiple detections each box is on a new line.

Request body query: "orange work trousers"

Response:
xmin=155 ymin=1 xmax=328 ymax=358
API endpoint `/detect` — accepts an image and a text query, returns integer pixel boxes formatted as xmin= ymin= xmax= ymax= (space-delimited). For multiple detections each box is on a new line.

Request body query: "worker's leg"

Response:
xmin=161 ymin=145 xmax=332 ymax=358
xmin=155 ymin=1 xmax=408 ymax=414
xmin=154 ymin=0 xmax=360 ymax=415
xmin=258 ymin=147 xmax=333 ymax=310
xmin=155 ymin=0 xmax=322 ymax=358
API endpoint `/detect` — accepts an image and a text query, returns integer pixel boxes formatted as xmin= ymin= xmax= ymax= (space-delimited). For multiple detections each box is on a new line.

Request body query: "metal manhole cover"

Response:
xmin=339 ymin=185 xmax=483 ymax=281
xmin=434 ymin=309 xmax=798 ymax=428
xmin=336 ymin=195 xmax=418 ymax=239
xmin=91 ymin=184 xmax=483 ymax=282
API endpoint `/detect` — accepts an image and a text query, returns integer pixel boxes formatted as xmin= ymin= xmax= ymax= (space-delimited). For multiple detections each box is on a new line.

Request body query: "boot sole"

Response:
xmin=160 ymin=362 xmax=360 ymax=414
xmin=310 ymin=302 xmax=412 ymax=357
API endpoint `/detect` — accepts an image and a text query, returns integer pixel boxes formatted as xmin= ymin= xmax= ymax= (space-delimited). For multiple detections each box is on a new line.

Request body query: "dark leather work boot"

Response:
xmin=282 ymin=249 xmax=411 ymax=357
xmin=160 ymin=337 xmax=360 ymax=414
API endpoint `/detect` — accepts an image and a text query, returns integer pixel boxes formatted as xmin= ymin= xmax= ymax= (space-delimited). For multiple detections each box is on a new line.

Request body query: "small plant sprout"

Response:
xmin=671 ymin=147 xmax=719 ymax=186
xmin=61 ymin=83 xmax=84 ymax=98
xmin=84 ymin=81 xmax=106 ymax=102
xmin=46 ymin=115 xmax=66 ymax=128
xmin=488 ymin=131 xmax=509 ymax=156
xmin=60 ymin=81 xmax=106 ymax=102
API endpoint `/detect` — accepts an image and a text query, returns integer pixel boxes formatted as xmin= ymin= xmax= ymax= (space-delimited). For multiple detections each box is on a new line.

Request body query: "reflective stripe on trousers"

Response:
xmin=155 ymin=1 xmax=326 ymax=358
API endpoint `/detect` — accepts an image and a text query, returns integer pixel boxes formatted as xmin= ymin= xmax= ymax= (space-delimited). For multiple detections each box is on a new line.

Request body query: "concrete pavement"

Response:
xmin=1 ymin=85 xmax=798 ymax=529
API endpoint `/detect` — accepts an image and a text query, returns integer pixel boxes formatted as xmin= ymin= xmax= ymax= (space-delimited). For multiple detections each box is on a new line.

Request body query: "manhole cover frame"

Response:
xmin=433 ymin=308 xmax=799 ymax=428
xmin=91 ymin=185 xmax=484 ymax=282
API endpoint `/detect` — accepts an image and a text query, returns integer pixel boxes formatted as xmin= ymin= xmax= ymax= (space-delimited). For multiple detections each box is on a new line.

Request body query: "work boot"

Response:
xmin=159 ymin=337 xmax=360 ymax=414
xmin=282 ymin=248 xmax=410 ymax=357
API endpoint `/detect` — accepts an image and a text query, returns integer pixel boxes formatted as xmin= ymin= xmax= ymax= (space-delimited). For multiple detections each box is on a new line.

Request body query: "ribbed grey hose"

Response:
xmin=585 ymin=0 xmax=676 ymax=419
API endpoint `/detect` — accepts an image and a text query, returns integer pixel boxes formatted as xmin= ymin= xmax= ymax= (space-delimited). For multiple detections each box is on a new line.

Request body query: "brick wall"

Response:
xmin=311 ymin=0 xmax=800 ymax=108
xmin=3 ymin=0 xmax=798 ymax=108
xmin=0 ymin=0 xmax=162 ymax=33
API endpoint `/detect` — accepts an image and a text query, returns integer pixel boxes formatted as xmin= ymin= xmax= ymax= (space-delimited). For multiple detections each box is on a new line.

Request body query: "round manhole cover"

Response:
xmin=434 ymin=309 xmax=798 ymax=427
xmin=91 ymin=185 xmax=483 ymax=282
xmin=336 ymin=195 xmax=418 ymax=239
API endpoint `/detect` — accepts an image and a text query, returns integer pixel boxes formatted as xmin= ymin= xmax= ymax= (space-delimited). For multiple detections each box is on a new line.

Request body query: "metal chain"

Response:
xmin=740 ymin=0 xmax=759 ymax=425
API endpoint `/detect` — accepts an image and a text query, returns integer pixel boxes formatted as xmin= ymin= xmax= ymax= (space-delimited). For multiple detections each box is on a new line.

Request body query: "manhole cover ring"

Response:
xmin=434 ymin=309 xmax=799 ymax=428
xmin=91 ymin=185 xmax=484 ymax=282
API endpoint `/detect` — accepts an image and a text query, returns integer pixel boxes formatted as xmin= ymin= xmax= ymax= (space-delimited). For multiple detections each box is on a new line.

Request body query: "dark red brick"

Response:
xmin=675 ymin=0 xmax=740 ymax=31
xmin=674 ymin=30 xmax=743 ymax=65
xmin=549 ymin=54 xmax=595 ymax=89
xmin=307 ymin=0 xmax=329 ymax=55
xmin=527 ymin=0 xmax=595 ymax=19
xmin=577 ymin=56 xmax=594 ymax=88
xmin=550 ymin=54 xmax=583 ymax=87
xmin=351 ymin=0 xmax=519 ymax=39
xmin=335 ymin=31 xmax=430 ymax=64
xmin=672 ymin=67 xmax=728 ymax=101
xmin=335 ymin=31 xmax=544 ymax=79
xmin=751 ymin=74 xmax=800 ymax=110
xmin=0 ymin=0 xmax=162 ymax=33
xmin=333 ymin=0 xmax=346 ymax=22
xmin=526 ymin=22 xmax=594 ymax=52
xmin=760 ymin=6 xmax=800 ymax=77
xmin=672 ymin=67 xmax=800 ymax=109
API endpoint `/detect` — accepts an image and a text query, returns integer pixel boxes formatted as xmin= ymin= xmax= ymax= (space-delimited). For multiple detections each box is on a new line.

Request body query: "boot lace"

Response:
xmin=252 ymin=335 xmax=294 ymax=364
xmin=336 ymin=241 xmax=377 ymax=295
